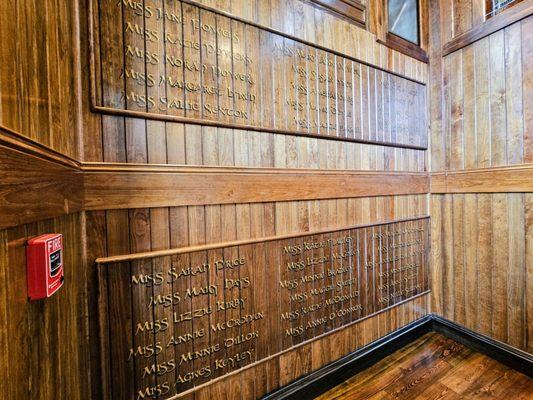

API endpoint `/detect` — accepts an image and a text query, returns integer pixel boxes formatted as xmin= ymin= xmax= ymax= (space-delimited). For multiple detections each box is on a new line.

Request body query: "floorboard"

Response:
xmin=314 ymin=333 xmax=533 ymax=400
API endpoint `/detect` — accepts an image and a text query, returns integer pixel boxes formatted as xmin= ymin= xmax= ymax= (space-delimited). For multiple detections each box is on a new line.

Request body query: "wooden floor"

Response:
xmin=315 ymin=333 xmax=533 ymax=400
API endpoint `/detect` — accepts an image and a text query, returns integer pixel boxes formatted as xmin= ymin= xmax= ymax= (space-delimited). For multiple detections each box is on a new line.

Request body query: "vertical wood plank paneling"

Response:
xmin=523 ymin=16 xmax=533 ymax=163
xmin=0 ymin=230 xmax=7 ymax=398
xmin=489 ymin=30 xmax=507 ymax=167
xmin=476 ymin=194 xmax=492 ymax=336
xmin=504 ymin=23 xmax=524 ymax=165
xmin=432 ymin=2 xmax=531 ymax=354
xmin=507 ymin=193 xmax=525 ymax=349
xmin=526 ymin=194 xmax=533 ymax=353
xmin=0 ymin=0 xmax=437 ymax=399
xmin=474 ymin=38 xmax=490 ymax=168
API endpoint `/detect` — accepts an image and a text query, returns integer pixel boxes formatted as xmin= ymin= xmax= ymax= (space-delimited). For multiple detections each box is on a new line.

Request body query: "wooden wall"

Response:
xmin=429 ymin=1 xmax=532 ymax=353
xmin=0 ymin=214 xmax=90 ymax=400
xmin=0 ymin=0 xmax=434 ymax=399
xmin=0 ymin=0 xmax=81 ymax=159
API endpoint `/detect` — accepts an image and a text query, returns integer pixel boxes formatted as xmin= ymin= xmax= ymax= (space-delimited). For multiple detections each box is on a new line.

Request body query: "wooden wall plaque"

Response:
xmin=89 ymin=0 xmax=428 ymax=150
xmin=96 ymin=217 xmax=430 ymax=399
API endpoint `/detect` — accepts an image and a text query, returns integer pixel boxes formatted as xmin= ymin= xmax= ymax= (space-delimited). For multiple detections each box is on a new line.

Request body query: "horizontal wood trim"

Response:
xmin=90 ymin=105 xmax=428 ymax=151
xmin=430 ymin=164 xmax=533 ymax=193
xmin=83 ymin=165 xmax=429 ymax=210
xmin=0 ymin=124 xmax=78 ymax=168
xmin=0 ymin=129 xmax=430 ymax=229
xmin=95 ymin=215 xmax=430 ymax=264
xmin=0 ymin=142 xmax=82 ymax=230
xmin=442 ymin=0 xmax=533 ymax=56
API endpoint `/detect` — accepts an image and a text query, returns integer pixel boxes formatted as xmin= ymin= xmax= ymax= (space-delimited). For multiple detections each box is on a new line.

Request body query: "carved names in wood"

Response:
xmin=97 ymin=217 xmax=430 ymax=399
xmin=91 ymin=0 xmax=427 ymax=149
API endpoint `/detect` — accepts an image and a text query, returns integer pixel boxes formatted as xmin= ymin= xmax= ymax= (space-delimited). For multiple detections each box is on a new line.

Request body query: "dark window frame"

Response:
xmin=388 ymin=0 xmax=420 ymax=45
xmin=383 ymin=0 xmax=428 ymax=63
xmin=308 ymin=0 xmax=367 ymax=29
xmin=485 ymin=0 xmax=524 ymax=19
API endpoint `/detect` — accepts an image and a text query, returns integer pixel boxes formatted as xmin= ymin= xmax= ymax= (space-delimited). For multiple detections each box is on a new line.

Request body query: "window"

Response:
xmin=388 ymin=0 xmax=419 ymax=45
xmin=380 ymin=0 xmax=428 ymax=63
xmin=485 ymin=0 xmax=523 ymax=19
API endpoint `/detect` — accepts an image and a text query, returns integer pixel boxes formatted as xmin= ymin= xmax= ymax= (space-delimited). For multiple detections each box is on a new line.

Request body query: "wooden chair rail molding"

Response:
xmin=82 ymin=163 xmax=429 ymax=210
xmin=430 ymin=164 xmax=533 ymax=193
xmin=442 ymin=0 xmax=533 ymax=56
xmin=0 ymin=126 xmax=82 ymax=229
xmin=0 ymin=125 xmax=429 ymax=230
xmin=3 ymin=125 xmax=532 ymax=230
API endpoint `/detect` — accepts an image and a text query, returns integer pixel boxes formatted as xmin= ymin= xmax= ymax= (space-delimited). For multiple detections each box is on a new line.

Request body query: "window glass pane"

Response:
xmin=388 ymin=0 xmax=419 ymax=44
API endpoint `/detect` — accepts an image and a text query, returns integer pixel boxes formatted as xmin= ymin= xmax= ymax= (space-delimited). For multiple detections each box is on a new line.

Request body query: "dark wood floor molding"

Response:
xmin=431 ymin=315 xmax=533 ymax=378
xmin=442 ymin=1 xmax=533 ymax=55
xmin=264 ymin=314 xmax=533 ymax=400
xmin=262 ymin=316 xmax=434 ymax=400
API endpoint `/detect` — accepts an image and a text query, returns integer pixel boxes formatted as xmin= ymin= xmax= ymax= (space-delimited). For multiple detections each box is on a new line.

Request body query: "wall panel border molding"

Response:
xmin=430 ymin=164 xmax=533 ymax=193
xmin=83 ymin=164 xmax=429 ymax=210
xmin=95 ymin=215 xmax=431 ymax=264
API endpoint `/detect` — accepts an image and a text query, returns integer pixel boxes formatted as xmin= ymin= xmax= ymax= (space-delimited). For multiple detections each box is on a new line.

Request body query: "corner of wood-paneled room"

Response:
xmin=0 ymin=0 xmax=531 ymax=399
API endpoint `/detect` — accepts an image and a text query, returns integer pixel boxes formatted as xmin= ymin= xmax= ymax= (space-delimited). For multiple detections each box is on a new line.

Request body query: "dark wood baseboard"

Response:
xmin=262 ymin=316 xmax=433 ymax=400
xmin=263 ymin=314 xmax=533 ymax=399
xmin=431 ymin=315 xmax=533 ymax=378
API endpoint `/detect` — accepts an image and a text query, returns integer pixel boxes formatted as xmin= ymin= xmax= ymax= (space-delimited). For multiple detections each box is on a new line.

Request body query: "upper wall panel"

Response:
xmin=89 ymin=0 xmax=428 ymax=150
xmin=0 ymin=0 xmax=80 ymax=158
xmin=432 ymin=15 xmax=532 ymax=171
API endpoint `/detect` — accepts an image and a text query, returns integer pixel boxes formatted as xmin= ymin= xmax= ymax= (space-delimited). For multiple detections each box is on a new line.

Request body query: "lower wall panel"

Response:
xmin=0 ymin=213 xmax=91 ymax=400
xmin=431 ymin=193 xmax=532 ymax=353
xmin=86 ymin=194 xmax=429 ymax=399
xmin=0 ymin=195 xmax=428 ymax=400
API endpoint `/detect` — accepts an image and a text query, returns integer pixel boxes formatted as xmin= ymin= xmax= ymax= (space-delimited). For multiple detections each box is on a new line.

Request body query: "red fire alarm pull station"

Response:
xmin=26 ymin=234 xmax=64 ymax=300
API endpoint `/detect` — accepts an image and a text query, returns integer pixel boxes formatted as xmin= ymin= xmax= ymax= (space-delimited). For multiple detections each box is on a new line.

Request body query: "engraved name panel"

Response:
xmin=90 ymin=0 xmax=427 ymax=149
xmin=97 ymin=217 xmax=430 ymax=399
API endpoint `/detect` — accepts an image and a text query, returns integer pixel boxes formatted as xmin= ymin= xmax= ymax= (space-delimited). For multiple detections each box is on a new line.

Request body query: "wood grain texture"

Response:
xmin=0 ymin=214 xmax=91 ymax=400
xmin=431 ymin=193 xmax=530 ymax=353
xmin=0 ymin=132 xmax=82 ymax=230
xmin=315 ymin=332 xmax=533 ymax=400
xmin=96 ymin=218 xmax=430 ymax=398
xmin=0 ymin=0 xmax=435 ymax=399
xmin=307 ymin=0 xmax=366 ymax=27
xmin=83 ymin=165 xmax=429 ymax=210
xmin=434 ymin=13 xmax=531 ymax=170
xmin=430 ymin=165 xmax=533 ymax=193
xmin=89 ymin=0 xmax=427 ymax=150
xmin=429 ymin=1 xmax=532 ymax=355
xmin=0 ymin=0 xmax=80 ymax=158
xmin=442 ymin=0 xmax=533 ymax=55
